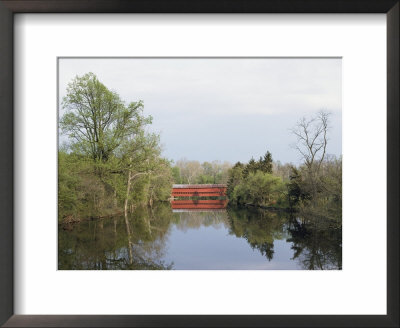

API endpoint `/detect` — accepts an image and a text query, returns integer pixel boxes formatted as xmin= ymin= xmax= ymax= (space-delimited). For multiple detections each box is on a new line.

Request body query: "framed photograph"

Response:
xmin=57 ymin=57 xmax=343 ymax=272
xmin=0 ymin=0 xmax=398 ymax=327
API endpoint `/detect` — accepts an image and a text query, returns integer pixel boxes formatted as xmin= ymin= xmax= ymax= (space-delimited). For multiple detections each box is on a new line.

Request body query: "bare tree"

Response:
xmin=176 ymin=159 xmax=203 ymax=184
xmin=291 ymin=111 xmax=330 ymax=173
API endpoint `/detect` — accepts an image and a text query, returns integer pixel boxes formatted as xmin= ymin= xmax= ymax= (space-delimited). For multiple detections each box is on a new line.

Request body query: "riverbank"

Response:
xmin=61 ymin=211 xmax=124 ymax=230
xmin=241 ymin=203 xmax=293 ymax=212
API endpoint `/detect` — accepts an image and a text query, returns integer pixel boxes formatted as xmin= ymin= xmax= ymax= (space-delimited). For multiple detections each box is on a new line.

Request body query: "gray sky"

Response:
xmin=59 ymin=58 xmax=342 ymax=165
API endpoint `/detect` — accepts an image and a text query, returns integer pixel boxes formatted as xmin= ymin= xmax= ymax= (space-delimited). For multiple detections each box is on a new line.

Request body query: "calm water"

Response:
xmin=58 ymin=203 xmax=342 ymax=270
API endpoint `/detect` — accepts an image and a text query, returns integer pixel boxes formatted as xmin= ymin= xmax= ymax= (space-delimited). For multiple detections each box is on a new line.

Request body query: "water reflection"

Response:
xmin=58 ymin=203 xmax=341 ymax=270
xmin=287 ymin=219 xmax=342 ymax=270
xmin=171 ymin=199 xmax=228 ymax=211
xmin=227 ymin=207 xmax=288 ymax=262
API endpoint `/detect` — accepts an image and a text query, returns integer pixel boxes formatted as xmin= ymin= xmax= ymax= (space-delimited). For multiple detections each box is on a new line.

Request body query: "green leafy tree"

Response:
xmin=60 ymin=72 xmax=151 ymax=162
xmin=227 ymin=162 xmax=244 ymax=199
xmin=232 ymin=171 xmax=286 ymax=206
xmin=171 ymin=166 xmax=182 ymax=184
xmin=117 ymin=131 xmax=168 ymax=215
xmin=58 ymin=150 xmax=79 ymax=218
xmin=59 ymin=73 xmax=172 ymax=221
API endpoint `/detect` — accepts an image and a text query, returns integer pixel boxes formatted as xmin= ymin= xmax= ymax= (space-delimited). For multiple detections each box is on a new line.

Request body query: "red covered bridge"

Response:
xmin=171 ymin=184 xmax=227 ymax=198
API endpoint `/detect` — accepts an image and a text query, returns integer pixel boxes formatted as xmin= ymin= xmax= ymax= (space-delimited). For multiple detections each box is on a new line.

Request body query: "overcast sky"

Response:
xmin=58 ymin=58 xmax=342 ymax=165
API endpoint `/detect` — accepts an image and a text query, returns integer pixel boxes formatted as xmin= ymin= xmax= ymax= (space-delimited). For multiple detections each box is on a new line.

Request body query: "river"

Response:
xmin=58 ymin=202 xmax=341 ymax=270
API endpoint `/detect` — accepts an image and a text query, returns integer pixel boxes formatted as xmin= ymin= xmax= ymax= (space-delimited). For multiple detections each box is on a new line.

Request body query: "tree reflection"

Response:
xmin=227 ymin=206 xmax=288 ymax=261
xmin=226 ymin=206 xmax=341 ymax=269
xmin=58 ymin=203 xmax=174 ymax=270
xmin=287 ymin=215 xmax=342 ymax=270
xmin=59 ymin=203 xmax=342 ymax=270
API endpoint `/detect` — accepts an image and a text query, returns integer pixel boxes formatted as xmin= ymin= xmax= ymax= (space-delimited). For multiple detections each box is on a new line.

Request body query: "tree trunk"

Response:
xmin=113 ymin=189 xmax=118 ymax=208
xmin=124 ymin=169 xmax=132 ymax=217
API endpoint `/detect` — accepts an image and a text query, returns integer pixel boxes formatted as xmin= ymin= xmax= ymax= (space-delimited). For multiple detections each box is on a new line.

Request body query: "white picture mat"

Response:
xmin=14 ymin=14 xmax=386 ymax=315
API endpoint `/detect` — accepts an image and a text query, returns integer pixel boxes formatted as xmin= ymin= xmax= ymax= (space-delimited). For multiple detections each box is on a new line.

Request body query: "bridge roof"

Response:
xmin=172 ymin=184 xmax=227 ymax=188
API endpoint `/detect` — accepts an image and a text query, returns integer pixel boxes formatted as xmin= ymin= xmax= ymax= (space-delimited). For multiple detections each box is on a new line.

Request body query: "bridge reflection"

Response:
xmin=171 ymin=199 xmax=228 ymax=212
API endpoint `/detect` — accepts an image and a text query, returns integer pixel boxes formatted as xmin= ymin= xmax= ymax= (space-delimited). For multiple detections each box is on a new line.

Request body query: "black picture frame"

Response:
xmin=0 ymin=1 xmax=398 ymax=327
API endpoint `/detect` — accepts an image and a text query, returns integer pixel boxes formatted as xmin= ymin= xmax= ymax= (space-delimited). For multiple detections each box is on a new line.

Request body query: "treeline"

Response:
xmin=227 ymin=151 xmax=288 ymax=208
xmin=227 ymin=154 xmax=342 ymax=210
xmin=58 ymin=73 xmax=173 ymax=222
xmin=287 ymin=155 xmax=342 ymax=225
xmin=171 ymin=159 xmax=231 ymax=184
xmin=227 ymin=111 xmax=342 ymax=227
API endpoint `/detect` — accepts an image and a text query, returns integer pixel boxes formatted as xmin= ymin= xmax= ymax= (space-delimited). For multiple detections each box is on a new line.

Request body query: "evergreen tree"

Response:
xmin=243 ymin=157 xmax=257 ymax=177
xmin=260 ymin=151 xmax=273 ymax=173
